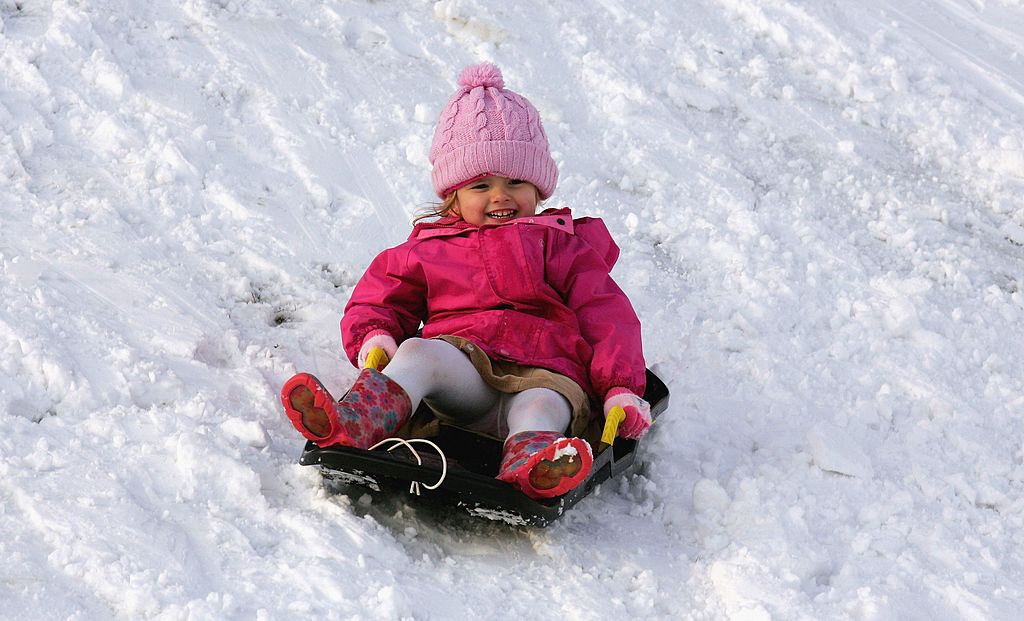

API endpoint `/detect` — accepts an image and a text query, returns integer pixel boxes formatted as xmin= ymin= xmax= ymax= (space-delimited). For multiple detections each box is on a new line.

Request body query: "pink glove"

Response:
xmin=604 ymin=387 xmax=652 ymax=440
xmin=357 ymin=331 xmax=398 ymax=368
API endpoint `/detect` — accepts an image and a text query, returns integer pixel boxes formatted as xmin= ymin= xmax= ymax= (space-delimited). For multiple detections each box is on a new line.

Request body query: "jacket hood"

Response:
xmin=409 ymin=207 xmax=619 ymax=269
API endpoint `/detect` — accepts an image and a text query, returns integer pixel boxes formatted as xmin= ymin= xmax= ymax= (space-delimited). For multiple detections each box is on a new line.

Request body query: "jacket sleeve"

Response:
xmin=548 ymin=219 xmax=646 ymax=399
xmin=340 ymin=245 xmax=426 ymax=367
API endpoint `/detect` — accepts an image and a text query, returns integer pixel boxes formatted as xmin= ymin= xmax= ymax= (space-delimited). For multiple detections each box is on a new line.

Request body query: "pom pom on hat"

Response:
xmin=457 ymin=62 xmax=504 ymax=90
xmin=430 ymin=63 xmax=558 ymax=200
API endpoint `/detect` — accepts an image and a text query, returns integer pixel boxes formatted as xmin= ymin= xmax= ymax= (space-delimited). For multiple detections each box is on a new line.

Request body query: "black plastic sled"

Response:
xmin=299 ymin=369 xmax=669 ymax=527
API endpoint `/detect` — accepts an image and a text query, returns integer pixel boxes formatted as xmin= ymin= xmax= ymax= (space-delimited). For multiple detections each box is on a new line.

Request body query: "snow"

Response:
xmin=2 ymin=0 xmax=1024 ymax=618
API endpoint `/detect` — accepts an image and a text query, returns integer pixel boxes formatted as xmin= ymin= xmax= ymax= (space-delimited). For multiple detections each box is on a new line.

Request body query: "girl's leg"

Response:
xmin=382 ymin=338 xmax=500 ymax=424
xmin=505 ymin=388 xmax=572 ymax=437
xmin=281 ymin=338 xmax=496 ymax=448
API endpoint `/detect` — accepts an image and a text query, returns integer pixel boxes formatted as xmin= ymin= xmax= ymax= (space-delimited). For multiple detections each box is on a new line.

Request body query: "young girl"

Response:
xmin=282 ymin=63 xmax=651 ymax=500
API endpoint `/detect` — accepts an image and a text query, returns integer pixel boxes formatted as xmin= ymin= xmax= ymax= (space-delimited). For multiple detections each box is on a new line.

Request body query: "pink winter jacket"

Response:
xmin=340 ymin=208 xmax=646 ymax=402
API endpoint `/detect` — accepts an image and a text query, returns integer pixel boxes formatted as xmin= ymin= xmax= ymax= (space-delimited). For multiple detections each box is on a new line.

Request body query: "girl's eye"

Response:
xmin=470 ymin=183 xmax=489 ymax=191
xmin=509 ymin=179 xmax=526 ymax=185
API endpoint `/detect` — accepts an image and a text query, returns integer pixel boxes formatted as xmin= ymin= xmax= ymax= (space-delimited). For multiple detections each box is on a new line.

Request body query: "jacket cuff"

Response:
xmin=604 ymin=386 xmax=632 ymax=401
xmin=362 ymin=328 xmax=394 ymax=345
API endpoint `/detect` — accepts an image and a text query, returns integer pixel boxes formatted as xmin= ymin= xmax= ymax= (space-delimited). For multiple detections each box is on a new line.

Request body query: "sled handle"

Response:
xmin=600 ymin=406 xmax=626 ymax=451
xmin=363 ymin=346 xmax=390 ymax=371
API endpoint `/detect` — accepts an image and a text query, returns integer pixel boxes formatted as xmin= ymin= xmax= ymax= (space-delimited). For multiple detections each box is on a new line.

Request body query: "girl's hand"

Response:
xmin=603 ymin=388 xmax=652 ymax=440
xmin=357 ymin=332 xmax=398 ymax=368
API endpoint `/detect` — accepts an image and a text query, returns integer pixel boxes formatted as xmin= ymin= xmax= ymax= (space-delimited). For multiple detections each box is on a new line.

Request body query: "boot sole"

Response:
xmin=529 ymin=454 xmax=583 ymax=490
xmin=288 ymin=385 xmax=331 ymax=438
xmin=281 ymin=373 xmax=352 ymax=446
xmin=518 ymin=437 xmax=593 ymax=499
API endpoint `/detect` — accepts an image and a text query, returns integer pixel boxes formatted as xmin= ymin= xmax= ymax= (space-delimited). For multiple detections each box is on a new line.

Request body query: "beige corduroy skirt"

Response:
xmin=434 ymin=335 xmax=592 ymax=439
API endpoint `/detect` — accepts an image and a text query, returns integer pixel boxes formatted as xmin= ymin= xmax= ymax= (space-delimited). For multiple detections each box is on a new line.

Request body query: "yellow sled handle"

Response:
xmin=363 ymin=346 xmax=390 ymax=371
xmin=600 ymin=406 xmax=626 ymax=451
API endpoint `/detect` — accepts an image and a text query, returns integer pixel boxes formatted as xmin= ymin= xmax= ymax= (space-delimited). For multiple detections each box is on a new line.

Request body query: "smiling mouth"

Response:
xmin=486 ymin=210 xmax=517 ymax=220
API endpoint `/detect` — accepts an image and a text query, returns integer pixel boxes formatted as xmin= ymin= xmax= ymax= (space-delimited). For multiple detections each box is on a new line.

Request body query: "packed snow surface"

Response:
xmin=3 ymin=0 xmax=1024 ymax=619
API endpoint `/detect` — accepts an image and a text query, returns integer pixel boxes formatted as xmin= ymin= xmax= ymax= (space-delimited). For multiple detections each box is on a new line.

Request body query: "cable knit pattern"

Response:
xmin=502 ymin=98 xmax=518 ymax=141
xmin=473 ymin=94 xmax=488 ymax=139
xmin=436 ymin=97 xmax=459 ymax=155
xmin=525 ymin=102 xmax=542 ymax=142
xmin=430 ymin=63 xmax=558 ymax=199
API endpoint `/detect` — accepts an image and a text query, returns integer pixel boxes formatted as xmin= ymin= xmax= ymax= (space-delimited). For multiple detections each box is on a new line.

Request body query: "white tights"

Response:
xmin=380 ymin=338 xmax=571 ymax=439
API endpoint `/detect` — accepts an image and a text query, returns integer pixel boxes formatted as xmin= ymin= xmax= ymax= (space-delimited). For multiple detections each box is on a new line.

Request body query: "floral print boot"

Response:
xmin=496 ymin=431 xmax=593 ymax=499
xmin=281 ymin=369 xmax=412 ymax=449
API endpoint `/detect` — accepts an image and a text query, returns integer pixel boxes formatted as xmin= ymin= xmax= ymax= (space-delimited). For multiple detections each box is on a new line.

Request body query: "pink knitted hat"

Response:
xmin=430 ymin=63 xmax=558 ymax=199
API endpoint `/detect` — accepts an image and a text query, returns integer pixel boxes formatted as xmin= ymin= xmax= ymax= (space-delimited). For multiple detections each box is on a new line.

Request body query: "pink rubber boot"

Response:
xmin=281 ymin=369 xmax=412 ymax=449
xmin=496 ymin=431 xmax=593 ymax=499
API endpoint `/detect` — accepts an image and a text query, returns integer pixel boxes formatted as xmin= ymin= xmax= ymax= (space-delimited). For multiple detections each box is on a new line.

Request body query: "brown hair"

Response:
xmin=413 ymin=193 xmax=459 ymax=224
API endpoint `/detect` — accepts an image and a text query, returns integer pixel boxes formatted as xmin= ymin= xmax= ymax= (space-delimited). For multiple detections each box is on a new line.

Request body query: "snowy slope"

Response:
xmin=2 ymin=0 xmax=1024 ymax=618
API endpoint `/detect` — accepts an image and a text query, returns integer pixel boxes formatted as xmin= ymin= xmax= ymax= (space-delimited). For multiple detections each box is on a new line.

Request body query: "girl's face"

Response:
xmin=451 ymin=176 xmax=539 ymax=226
